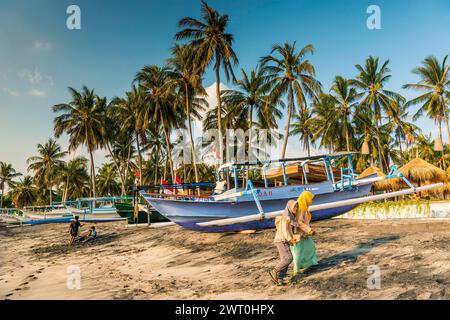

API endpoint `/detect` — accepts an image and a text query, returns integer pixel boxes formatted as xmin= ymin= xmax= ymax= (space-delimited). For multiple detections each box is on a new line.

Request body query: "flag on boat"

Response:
xmin=161 ymin=178 xmax=174 ymax=195
xmin=175 ymin=175 xmax=188 ymax=195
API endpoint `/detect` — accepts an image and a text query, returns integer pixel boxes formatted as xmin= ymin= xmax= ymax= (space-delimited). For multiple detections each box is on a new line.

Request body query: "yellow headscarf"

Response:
xmin=297 ymin=191 xmax=315 ymax=212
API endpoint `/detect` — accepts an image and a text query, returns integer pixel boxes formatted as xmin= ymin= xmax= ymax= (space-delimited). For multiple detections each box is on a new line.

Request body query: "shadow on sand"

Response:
xmin=31 ymin=233 xmax=120 ymax=258
xmin=302 ymin=235 xmax=400 ymax=277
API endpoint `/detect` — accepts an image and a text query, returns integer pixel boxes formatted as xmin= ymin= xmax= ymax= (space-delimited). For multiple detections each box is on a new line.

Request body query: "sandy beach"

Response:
xmin=1 ymin=219 xmax=449 ymax=300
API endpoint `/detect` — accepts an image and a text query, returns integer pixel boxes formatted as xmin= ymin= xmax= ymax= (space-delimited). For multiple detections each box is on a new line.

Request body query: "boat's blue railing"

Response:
xmin=0 ymin=208 xmax=24 ymax=216
xmin=387 ymin=166 xmax=414 ymax=189
xmin=245 ymin=180 xmax=265 ymax=218
xmin=339 ymin=167 xmax=358 ymax=191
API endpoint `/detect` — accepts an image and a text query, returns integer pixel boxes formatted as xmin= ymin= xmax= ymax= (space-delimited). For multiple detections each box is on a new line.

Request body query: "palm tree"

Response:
xmin=176 ymin=163 xmax=214 ymax=183
xmin=9 ymin=176 xmax=37 ymax=208
xmin=0 ymin=162 xmax=21 ymax=208
xmin=329 ymin=76 xmax=361 ymax=151
xmin=96 ymin=163 xmax=120 ymax=196
xmin=57 ymin=156 xmax=89 ymax=202
xmin=135 ymin=65 xmax=181 ymax=183
xmin=414 ymin=134 xmax=437 ymax=163
xmin=111 ymin=85 xmax=147 ymax=186
xmin=351 ymin=56 xmax=401 ymax=171
xmin=221 ymin=66 xmax=277 ymax=161
xmin=167 ymin=44 xmax=207 ymax=185
xmin=143 ymin=126 xmax=165 ymax=184
xmin=290 ymin=107 xmax=316 ymax=157
xmin=387 ymin=96 xmax=420 ymax=161
xmin=403 ymin=55 xmax=450 ymax=155
xmin=95 ymin=96 xmax=130 ymax=194
xmin=27 ymin=138 xmax=67 ymax=205
xmin=310 ymin=93 xmax=342 ymax=152
xmin=261 ymin=42 xmax=321 ymax=158
xmin=107 ymin=133 xmax=136 ymax=194
xmin=53 ymin=86 xmax=107 ymax=198
xmin=175 ymin=0 xmax=239 ymax=164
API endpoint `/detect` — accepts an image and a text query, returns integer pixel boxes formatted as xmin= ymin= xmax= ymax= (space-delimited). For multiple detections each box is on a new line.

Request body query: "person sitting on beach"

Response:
xmin=69 ymin=216 xmax=83 ymax=246
xmin=77 ymin=226 xmax=97 ymax=243
xmin=268 ymin=200 xmax=300 ymax=285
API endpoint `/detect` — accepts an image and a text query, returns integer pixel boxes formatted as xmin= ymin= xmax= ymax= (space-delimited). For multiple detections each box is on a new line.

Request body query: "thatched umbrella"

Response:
xmin=357 ymin=166 xmax=392 ymax=191
xmin=391 ymin=158 xmax=450 ymax=197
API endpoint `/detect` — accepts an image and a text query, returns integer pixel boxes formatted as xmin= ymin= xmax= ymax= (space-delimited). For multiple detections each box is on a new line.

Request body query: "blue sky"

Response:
xmin=1 ymin=0 xmax=449 ymax=174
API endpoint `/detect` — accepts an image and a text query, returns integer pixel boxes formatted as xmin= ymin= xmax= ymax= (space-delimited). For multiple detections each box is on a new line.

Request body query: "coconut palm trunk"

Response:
xmin=344 ymin=113 xmax=351 ymax=152
xmin=1 ymin=185 xmax=4 ymax=208
xmin=438 ymin=121 xmax=446 ymax=170
xmin=184 ymin=83 xmax=199 ymax=187
xmin=84 ymin=125 xmax=96 ymax=198
xmin=105 ymin=143 xmax=126 ymax=195
xmin=88 ymin=148 xmax=96 ymax=198
xmin=215 ymin=63 xmax=224 ymax=164
xmin=374 ymin=110 xmax=385 ymax=172
xmin=135 ymin=131 xmax=143 ymax=186
xmin=63 ymin=175 xmax=69 ymax=203
xmin=160 ymin=110 xmax=175 ymax=183
xmin=154 ymin=145 xmax=160 ymax=185
xmin=306 ymin=137 xmax=311 ymax=157
xmin=441 ymin=97 xmax=450 ymax=147
xmin=281 ymin=84 xmax=294 ymax=158
xmin=48 ymin=183 xmax=53 ymax=206
xmin=245 ymin=105 xmax=254 ymax=185
xmin=123 ymin=141 xmax=132 ymax=191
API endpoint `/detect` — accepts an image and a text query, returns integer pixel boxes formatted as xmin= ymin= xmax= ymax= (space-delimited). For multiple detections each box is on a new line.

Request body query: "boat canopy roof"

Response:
xmin=220 ymin=152 xmax=357 ymax=169
xmin=136 ymin=182 xmax=215 ymax=190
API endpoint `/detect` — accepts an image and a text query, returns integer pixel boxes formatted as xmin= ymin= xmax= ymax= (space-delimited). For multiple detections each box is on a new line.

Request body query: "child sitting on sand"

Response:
xmin=77 ymin=226 xmax=97 ymax=243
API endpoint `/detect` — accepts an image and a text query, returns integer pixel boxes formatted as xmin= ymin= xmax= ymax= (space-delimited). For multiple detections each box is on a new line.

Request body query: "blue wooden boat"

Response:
xmin=141 ymin=181 xmax=373 ymax=232
xmin=140 ymin=152 xmax=387 ymax=232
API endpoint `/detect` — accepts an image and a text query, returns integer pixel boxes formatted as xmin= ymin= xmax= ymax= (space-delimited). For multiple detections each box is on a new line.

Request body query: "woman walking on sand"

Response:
xmin=268 ymin=191 xmax=317 ymax=285
xmin=290 ymin=191 xmax=318 ymax=278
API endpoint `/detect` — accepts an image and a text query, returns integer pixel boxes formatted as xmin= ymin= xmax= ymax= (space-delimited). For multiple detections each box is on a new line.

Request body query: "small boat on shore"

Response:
xmin=115 ymin=201 xmax=169 ymax=224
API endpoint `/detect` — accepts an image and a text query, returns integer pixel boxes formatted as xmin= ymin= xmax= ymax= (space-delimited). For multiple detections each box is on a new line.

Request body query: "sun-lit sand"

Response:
xmin=1 ymin=219 xmax=449 ymax=300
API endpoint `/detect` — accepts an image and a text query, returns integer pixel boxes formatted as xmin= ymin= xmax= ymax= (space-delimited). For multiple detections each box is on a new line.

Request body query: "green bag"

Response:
xmin=290 ymin=237 xmax=318 ymax=275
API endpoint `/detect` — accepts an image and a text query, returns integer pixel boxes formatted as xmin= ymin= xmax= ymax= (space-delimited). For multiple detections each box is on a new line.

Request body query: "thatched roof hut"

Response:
xmin=357 ymin=166 xmax=392 ymax=191
xmin=391 ymin=158 xmax=450 ymax=197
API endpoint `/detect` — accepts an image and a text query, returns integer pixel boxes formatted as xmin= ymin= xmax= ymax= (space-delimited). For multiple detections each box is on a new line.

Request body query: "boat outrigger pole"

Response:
xmin=197 ymin=183 xmax=444 ymax=228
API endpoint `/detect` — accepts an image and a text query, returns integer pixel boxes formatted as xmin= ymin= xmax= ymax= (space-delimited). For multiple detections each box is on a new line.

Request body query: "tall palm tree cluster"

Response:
xmin=1 ymin=1 xmax=449 ymax=208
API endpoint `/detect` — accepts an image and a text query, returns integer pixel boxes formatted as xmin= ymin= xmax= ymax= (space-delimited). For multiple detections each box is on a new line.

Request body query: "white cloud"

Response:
xmin=18 ymin=67 xmax=43 ymax=85
xmin=2 ymin=87 xmax=20 ymax=97
xmin=17 ymin=67 xmax=54 ymax=95
xmin=32 ymin=40 xmax=53 ymax=52
xmin=28 ymin=89 xmax=47 ymax=97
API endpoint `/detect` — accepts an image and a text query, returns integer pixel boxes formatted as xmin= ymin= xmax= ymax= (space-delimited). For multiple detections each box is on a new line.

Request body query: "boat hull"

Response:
xmin=142 ymin=183 xmax=373 ymax=232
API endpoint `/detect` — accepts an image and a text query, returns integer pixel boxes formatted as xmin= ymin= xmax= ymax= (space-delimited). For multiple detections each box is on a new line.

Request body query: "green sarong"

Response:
xmin=290 ymin=237 xmax=318 ymax=275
